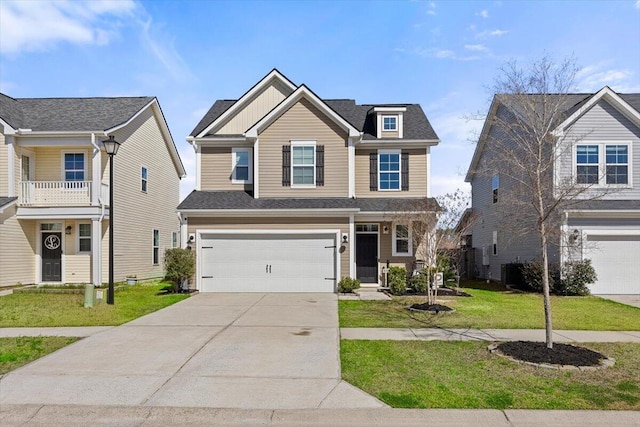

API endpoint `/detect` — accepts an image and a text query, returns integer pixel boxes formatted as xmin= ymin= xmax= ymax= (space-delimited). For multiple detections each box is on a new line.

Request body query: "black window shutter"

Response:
xmin=316 ymin=145 xmax=324 ymax=186
xmin=401 ymin=152 xmax=409 ymax=191
xmin=369 ymin=153 xmax=377 ymax=191
xmin=282 ymin=145 xmax=291 ymax=186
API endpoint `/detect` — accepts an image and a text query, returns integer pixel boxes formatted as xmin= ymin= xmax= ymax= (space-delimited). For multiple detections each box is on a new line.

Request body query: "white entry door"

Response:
xmin=584 ymin=235 xmax=640 ymax=294
xmin=199 ymin=233 xmax=336 ymax=292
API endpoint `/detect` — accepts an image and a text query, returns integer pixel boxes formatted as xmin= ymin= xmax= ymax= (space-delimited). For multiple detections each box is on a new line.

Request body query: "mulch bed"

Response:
xmin=408 ymin=303 xmax=455 ymax=313
xmin=496 ymin=341 xmax=607 ymax=367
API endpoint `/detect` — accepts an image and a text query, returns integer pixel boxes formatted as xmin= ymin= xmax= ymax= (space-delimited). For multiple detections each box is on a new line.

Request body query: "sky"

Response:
xmin=1 ymin=0 xmax=639 ymax=200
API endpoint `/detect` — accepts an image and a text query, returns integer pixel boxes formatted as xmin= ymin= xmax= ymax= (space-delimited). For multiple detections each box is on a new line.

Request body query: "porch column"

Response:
xmin=91 ymin=218 xmax=102 ymax=286
xmin=7 ymin=136 xmax=15 ymax=197
xmin=349 ymin=215 xmax=355 ymax=277
xmin=91 ymin=134 xmax=102 ymax=206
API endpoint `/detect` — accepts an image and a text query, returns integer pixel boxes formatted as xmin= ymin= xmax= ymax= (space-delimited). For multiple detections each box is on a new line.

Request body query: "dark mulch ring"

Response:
xmin=408 ymin=303 xmax=455 ymax=313
xmin=495 ymin=341 xmax=610 ymax=367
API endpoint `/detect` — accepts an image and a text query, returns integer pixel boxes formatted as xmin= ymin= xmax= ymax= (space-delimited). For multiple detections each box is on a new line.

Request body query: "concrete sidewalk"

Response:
xmin=340 ymin=328 xmax=640 ymax=342
xmin=2 ymin=405 xmax=639 ymax=426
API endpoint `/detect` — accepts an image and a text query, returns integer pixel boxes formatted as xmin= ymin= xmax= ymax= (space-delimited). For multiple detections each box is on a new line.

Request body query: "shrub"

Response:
xmin=164 ymin=248 xmax=195 ymax=293
xmin=338 ymin=276 xmax=361 ymax=293
xmin=408 ymin=271 xmax=428 ymax=294
xmin=521 ymin=260 xmax=560 ymax=293
xmin=558 ymin=259 xmax=596 ymax=296
xmin=388 ymin=266 xmax=407 ymax=295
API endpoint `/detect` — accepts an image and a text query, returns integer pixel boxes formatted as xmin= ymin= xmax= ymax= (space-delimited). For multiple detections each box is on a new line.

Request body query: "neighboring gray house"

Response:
xmin=466 ymin=86 xmax=640 ymax=295
xmin=0 ymin=94 xmax=186 ymax=287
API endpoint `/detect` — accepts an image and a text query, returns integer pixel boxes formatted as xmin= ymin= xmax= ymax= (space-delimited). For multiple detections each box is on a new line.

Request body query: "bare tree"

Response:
xmin=479 ymin=55 xmax=610 ymax=348
xmin=387 ymin=189 xmax=473 ymax=306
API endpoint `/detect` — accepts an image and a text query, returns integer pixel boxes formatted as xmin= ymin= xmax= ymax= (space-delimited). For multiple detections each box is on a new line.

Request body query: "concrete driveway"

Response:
xmin=0 ymin=293 xmax=384 ymax=409
xmin=598 ymin=294 xmax=640 ymax=309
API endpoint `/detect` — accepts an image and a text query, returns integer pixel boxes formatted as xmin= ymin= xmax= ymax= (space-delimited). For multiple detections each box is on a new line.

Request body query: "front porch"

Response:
xmin=19 ymin=181 xmax=109 ymax=207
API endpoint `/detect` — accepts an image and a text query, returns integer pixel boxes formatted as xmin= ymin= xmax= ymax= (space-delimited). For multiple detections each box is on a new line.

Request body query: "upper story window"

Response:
xmin=232 ymin=148 xmax=252 ymax=184
xmin=393 ymin=224 xmax=412 ymax=256
xmin=492 ymin=174 xmax=499 ymax=203
xmin=141 ymin=167 xmax=148 ymax=192
xmin=378 ymin=150 xmax=401 ymax=191
xmin=382 ymin=116 xmax=397 ymax=131
xmin=576 ymin=143 xmax=631 ymax=186
xmin=291 ymin=142 xmax=315 ymax=186
xmin=64 ymin=153 xmax=85 ymax=181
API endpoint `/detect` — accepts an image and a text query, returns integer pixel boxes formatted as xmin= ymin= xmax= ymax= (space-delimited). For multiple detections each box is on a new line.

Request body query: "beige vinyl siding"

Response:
xmin=188 ymin=216 xmax=350 ymax=278
xmin=0 ymin=208 xmax=36 ymax=287
xmin=355 ymin=148 xmax=428 ymax=197
xmin=381 ymin=130 xmax=400 ymax=138
xmin=0 ymin=134 xmax=7 ymax=195
xmin=216 ymin=82 xmax=291 ymax=135
xmin=109 ymin=106 xmax=181 ymax=281
xmin=258 ymin=98 xmax=349 ymax=197
xmin=21 ymin=146 xmax=93 ymax=181
xmin=63 ymin=220 xmax=91 ymax=283
xmin=200 ymin=147 xmax=253 ymax=191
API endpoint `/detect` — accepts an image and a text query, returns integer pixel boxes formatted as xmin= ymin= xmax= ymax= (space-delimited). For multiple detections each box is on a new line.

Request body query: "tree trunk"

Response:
xmin=540 ymin=222 xmax=554 ymax=349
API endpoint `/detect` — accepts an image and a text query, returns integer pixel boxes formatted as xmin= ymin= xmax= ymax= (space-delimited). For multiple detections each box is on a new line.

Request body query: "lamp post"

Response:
xmin=103 ymin=135 xmax=120 ymax=305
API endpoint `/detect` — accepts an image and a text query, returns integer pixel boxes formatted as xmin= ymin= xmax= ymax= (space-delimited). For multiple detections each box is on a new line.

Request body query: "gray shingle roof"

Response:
xmin=190 ymin=94 xmax=438 ymax=140
xmin=0 ymin=196 xmax=17 ymax=209
xmin=178 ymin=191 xmax=440 ymax=212
xmin=0 ymin=94 xmax=155 ymax=132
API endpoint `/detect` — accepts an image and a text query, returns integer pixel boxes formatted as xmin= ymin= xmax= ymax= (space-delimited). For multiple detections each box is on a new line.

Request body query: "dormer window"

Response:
xmin=383 ymin=116 xmax=397 ymax=131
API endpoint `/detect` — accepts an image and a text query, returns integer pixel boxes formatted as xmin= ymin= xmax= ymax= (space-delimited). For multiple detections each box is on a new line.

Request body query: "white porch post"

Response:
xmin=7 ymin=137 xmax=15 ymax=197
xmin=349 ymin=214 xmax=355 ymax=277
xmin=91 ymin=218 xmax=102 ymax=286
xmin=91 ymin=134 xmax=101 ymax=205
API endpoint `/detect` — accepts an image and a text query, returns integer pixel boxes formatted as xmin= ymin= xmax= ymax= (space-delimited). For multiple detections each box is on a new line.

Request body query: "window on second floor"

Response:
xmin=291 ymin=142 xmax=315 ymax=186
xmin=492 ymin=174 xmax=499 ymax=203
xmin=64 ymin=153 xmax=85 ymax=181
xmin=232 ymin=148 xmax=252 ymax=184
xmin=576 ymin=143 xmax=630 ymax=186
xmin=382 ymin=116 xmax=397 ymax=131
xmin=141 ymin=166 xmax=148 ymax=192
xmin=378 ymin=150 xmax=401 ymax=191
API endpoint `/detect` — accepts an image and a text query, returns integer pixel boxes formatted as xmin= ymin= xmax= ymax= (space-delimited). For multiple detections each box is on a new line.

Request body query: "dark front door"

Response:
xmin=356 ymin=234 xmax=378 ymax=283
xmin=42 ymin=232 xmax=62 ymax=281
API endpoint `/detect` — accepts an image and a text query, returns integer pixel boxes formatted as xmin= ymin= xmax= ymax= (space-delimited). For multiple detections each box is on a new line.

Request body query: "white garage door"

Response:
xmin=584 ymin=235 xmax=640 ymax=294
xmin=199 ymin=233 xmax=336 ymax=292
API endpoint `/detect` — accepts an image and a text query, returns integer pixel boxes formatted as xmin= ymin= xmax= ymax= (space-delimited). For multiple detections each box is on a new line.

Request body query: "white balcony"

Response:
xmin=19 ymin=181 xmax=109 ymax=207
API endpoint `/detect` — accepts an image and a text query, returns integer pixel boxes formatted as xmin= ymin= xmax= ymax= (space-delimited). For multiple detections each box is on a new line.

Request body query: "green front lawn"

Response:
xmin=340 ymin=287 xmax=640 ymax=330
xmin=0 ymin=337 xmax=80 ymax=375
xmin=0 ymin=282 xmax=189 ymax=327
xmin=341 ymin=340 xmax=640 ymax=409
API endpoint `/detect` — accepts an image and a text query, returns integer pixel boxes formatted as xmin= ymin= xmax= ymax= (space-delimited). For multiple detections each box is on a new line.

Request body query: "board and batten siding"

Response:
xmin=559 ymin=99 xmax=640 ymax=199
xmin=0 ymin=207 xmax=36 ymax=287
xmin=258 ymin=98 xmax=349 ymax=198
xmin=109 ymin=106 xmax=181 ymax=281
xmin=215 ymin=82 xmax=291 ymax=135
xmin=188 ymin=216 xmax=350 ymax=279
xmin=200 ymin=146 xmax=253 ymax=191
xmin=354 ymin=149 xmax=427 ymax=198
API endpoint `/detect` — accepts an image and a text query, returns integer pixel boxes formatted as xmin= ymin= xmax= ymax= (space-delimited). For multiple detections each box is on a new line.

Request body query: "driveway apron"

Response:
xmin=0 ymin=293 xmax=384 ymax=409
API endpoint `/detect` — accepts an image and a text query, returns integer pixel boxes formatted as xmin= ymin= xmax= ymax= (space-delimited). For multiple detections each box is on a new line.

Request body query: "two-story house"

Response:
xmin=466 ymin=87 xmax=640 ymax=295
xmin=177 ymin=69 xmax=440 ymax=292
xmin=0 ymin=94 xmax=185 ymax=288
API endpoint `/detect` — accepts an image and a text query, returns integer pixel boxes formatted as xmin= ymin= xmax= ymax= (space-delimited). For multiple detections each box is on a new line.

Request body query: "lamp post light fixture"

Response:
xmin=103 ymin=135 xmax=120 ymax=305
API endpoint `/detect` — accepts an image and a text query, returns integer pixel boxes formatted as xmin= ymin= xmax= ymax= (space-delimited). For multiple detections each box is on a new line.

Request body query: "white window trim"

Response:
xmin=77 ymin=221 xmax=92 ymax=254
xmin=172 ymin=231 xmax=178 ymax=249
xmin=573 ymin=141 xmax=632 ymax=188
xmin=392 ymin=223 xmax=412 ymax=256
xmin=492 ymin=174 xmax=499 ymax=204
xmin=152 ymin=229 xmax=160 ymax=265
xmin=493 ymin=230 xmax=498 ymax=256
xmin=291 ymin=140 xmax=316 ymax=188
xmin=141 ymin=165 xmax=148 ymax=193
xmin=231 ymin=147 xmax=253 ymax=184
xmin=61 ymin=150 xmax=88 ymax=181
xmin=20 ymin=149 xmax=35 ymax=182
xmin=382 ymin=115 xmax=398 ymax=131
xmin=378 ymin=149 xmax=401 ymax=192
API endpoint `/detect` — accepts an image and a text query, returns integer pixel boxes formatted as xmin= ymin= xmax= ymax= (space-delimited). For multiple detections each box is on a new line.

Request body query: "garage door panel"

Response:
xmin=585 ymin=235 xmax=640 ymax=295
xmin=199 ymin=233 xmax=336 ymax=293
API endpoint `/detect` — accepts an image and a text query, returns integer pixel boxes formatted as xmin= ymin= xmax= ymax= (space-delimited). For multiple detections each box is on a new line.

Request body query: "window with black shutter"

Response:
xmin=316 ymin=145 xmax=324 ymax=186
xmin=369 ymin=153 xmax=377 ymax=191
xmin=282 ymin=145 xmax=291 ymax=186
xmin=401 ymin=152 xmax=409 ymax=191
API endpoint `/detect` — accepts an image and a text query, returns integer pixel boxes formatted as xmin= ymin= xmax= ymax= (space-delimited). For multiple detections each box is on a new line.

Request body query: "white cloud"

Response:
xmin=139 ymin=18 xmax=195 ymax=83
xmin=395 ymin=47 xmax=480 ymax=61
xmin=636 ymin=0 xmax=640 ymax=9
xmin=464 ymin=44 xmax=488 ymax=52
xmin=576 ymin=64 xmax=638 ymax=92
xmin=427 ymin=1 xmax=436 ymax=15
xmin=477 ymin=10 xmax=489 ymax=18
xmin=476 ymin=29 xmax=508 ymax=38
xmin=0 ymin=0 xmax=136 ymax=55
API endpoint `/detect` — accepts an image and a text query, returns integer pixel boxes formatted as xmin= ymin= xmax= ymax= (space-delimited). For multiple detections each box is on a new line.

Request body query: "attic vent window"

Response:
xmin=383 ymin=116 xmax=397 ymax=131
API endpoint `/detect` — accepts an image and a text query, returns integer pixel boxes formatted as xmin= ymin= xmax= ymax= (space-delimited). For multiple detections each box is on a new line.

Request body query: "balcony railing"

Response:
xmin=19 ymin=181 xmax=109 ymax=207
